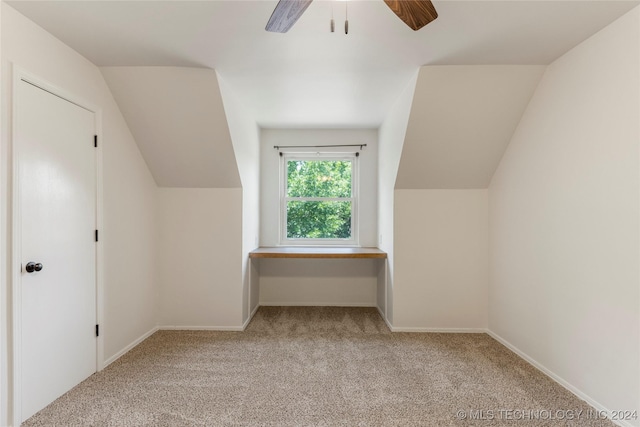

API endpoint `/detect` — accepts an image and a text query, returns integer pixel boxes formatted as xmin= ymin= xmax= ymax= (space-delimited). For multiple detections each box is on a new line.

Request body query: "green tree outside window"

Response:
xmin=285 ymin=159 xmax=353 ymax=240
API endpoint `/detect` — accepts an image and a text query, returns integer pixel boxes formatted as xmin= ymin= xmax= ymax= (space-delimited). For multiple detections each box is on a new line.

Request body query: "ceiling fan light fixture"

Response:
xmin=266 ymin=0 xmax=438 ymax=33
xmin=344 ymin=0 xmax=349 ymax=34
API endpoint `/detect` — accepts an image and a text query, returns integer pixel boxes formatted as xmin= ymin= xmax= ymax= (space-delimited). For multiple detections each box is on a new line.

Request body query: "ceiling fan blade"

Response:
xmin=266 ymin=0 xmax=314 ymax=33
xmin=383 ymin=0 xmax=438 ymax=31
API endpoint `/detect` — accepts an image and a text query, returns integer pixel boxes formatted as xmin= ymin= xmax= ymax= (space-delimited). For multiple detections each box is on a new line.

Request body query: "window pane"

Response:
xmin=287 ymin=160 xmax=351 ymax=198
xmin=287 ymin=201 xmax=351 ymax=239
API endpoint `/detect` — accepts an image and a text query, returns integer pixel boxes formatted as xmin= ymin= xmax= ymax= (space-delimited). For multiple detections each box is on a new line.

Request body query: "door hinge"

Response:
xmin=94 ymin=135 xmax=98 ymax=148
xmin=95 ymin=230 xmax=99 ymax=242
xmin=96 ymin=324 xmax=99 ymax=337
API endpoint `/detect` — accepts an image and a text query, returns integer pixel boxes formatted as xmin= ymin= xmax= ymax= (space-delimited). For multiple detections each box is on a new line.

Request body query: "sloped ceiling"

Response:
xmin=8 ymin=0 xmax=639 ymax=128
xmin=8 ymin=2 xmax=637 ymax=190
xmin=395 ymin=65 xmax=546 ymax=189
xmin=101 ymin=67 xmax=241 ymax=188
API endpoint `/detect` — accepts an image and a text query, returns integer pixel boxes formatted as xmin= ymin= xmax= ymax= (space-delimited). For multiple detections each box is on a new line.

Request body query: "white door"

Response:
xmin=16 ymin=79 xmax=97 ymax=422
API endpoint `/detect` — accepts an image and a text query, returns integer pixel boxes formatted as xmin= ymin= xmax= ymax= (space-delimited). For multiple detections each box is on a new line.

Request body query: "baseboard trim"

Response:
xmin=377 ymin=307 xmax=394 ymax=331
xmin=486 ymin=330 xmax=634 ymax=427
xmin=242 ymin=304 xmax=260 ymax=330
xmin=391 ymin=326 xmax=487 ymax=333
xmin=103 ymin=326 xmax=159 ymax=369
xmin=159 ymin=325 xmax=245 ymax=331
xmin=384 ymin=317 xmax=394 ymax=331
xmin=259 ymin=302 xmax=377 ymax=307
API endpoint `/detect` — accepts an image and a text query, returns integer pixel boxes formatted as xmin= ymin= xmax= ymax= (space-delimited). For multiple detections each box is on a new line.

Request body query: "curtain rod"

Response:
xmin=273 ymin=144 xmax=367 ymax=150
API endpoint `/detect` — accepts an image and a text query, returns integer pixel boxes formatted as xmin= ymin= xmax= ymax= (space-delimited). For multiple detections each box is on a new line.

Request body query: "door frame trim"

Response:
xmin=10 ymin=65 xmax=104 ymax=425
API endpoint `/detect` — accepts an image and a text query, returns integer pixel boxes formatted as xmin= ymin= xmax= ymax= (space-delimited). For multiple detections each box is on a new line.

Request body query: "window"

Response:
xmin=281 ymin=153 xmax=358 ymax=245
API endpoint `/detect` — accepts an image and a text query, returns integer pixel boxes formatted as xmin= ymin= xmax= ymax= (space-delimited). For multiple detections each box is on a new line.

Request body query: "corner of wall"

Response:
xmin=487 ymin=6 xmax=640 ymax=422
xmin=377 ymin=70 xmax=419 ymax=327
xmin=216 ymin=71 xmax=260 ymax=325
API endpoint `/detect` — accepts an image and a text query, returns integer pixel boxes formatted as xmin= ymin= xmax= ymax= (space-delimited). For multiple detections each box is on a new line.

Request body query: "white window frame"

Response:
xmin=280 ymin=152 xmax=359 ymax=246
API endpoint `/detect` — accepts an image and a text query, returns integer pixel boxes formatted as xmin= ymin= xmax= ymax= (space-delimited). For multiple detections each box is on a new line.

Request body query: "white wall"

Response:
xmin=489 ymin=7 xmax=640 ymax=423
xmin=393 ymin=190 xmax=488 ymax=330
xmin=101 ymin=69 xmax=251 ymax=329
xmin=0 ymin=4 xmax=6 ymax=422
xmin=259 ymin=259 xmax=378 ymax=307
xmin=218 ymin=74 xmax=260 ymax=323
xmin=259 ymin=129 xmax=379 ymax=306
xmin=157 ymin=188 xmax=243 ymax=328
xmin=1 ymin=4 xmax=158 ymax=424
xmin=378 ymin=72 xmax=418 ymax=323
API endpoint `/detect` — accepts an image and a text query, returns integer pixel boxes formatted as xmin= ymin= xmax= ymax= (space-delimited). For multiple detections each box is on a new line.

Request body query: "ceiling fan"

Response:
xmin=266 ymin=0 xmax=438 ymax=33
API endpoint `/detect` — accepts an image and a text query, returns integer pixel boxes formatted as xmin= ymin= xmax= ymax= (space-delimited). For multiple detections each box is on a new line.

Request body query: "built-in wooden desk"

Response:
xmin=247 ymin=247 xmax=389 ymax=326
xmin=249 ymin=247 xmax=387 ymax=259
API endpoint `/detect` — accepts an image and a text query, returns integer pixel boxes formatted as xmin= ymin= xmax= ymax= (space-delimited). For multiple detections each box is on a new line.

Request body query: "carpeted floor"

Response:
xmin=24 ymin=307 xmax=615 ymax=426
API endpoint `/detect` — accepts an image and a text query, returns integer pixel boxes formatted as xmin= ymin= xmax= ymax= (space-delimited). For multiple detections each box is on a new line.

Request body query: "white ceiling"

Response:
xmin=7 ymin=0 xmax=639 ymax=128
xmin=101 ymin=67 xmax=242 ymax=187
xmin=396 ymin=65 xmax=545 ymax=189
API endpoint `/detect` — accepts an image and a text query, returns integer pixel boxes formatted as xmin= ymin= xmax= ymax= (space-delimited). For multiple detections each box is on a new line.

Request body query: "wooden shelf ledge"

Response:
xmin=249 ymin=247 xmax=387 ymax=259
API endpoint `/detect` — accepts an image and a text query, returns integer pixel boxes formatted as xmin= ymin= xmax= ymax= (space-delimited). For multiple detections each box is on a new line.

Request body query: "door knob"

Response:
xmin=25 ymin=262 xmax=43 ymax=273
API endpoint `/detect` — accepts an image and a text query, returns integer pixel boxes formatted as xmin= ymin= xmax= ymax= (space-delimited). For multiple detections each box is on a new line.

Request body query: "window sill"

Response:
xmin=249 ymin=246 xmax=387 ymax=259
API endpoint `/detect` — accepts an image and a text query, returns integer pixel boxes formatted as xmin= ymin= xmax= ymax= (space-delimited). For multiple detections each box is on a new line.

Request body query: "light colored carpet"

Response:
xmin=24 ymin=307 xmax=615 ymax=426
